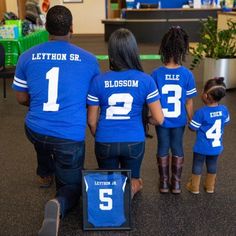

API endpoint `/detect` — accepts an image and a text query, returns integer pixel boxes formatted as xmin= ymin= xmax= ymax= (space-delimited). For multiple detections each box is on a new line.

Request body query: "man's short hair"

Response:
xmin=46 ymin=5 xmax=72 ymax=36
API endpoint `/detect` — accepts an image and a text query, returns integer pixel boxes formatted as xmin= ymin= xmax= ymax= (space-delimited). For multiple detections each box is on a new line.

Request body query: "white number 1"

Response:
xmin=43 ymin=67 xmax=60 ymax=112
xmin=206 ymin=119 xmax=222 ymax=147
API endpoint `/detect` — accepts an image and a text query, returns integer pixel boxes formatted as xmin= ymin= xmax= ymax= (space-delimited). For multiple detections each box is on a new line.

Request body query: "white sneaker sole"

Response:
xmin=38 ymin=199 xmax=60 ymax=236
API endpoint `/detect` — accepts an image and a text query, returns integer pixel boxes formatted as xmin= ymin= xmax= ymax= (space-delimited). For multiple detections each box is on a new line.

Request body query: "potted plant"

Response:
xmin=190 ymin=16 xmax=236 ymax=89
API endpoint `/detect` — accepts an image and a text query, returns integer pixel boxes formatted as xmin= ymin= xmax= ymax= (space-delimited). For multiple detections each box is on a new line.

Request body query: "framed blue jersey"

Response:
xmin=189 ymin=105 xmax=230 ymax=156
xmin=82 ymin=170 xmax=131 ymax=230
xmin=151 ymin=66 xmax=197 ymax=128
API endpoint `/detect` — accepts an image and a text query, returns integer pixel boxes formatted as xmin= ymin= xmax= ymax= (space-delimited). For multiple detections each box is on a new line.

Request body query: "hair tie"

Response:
xmin=206 ymin=85 xmax=226 ymax=94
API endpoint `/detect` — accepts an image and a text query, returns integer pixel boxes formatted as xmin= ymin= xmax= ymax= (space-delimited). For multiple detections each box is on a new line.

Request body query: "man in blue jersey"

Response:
xmin=12 ymin=5 xmax=100 ymax=236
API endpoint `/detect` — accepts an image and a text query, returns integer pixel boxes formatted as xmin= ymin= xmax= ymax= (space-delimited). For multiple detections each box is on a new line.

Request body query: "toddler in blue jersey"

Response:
xmin=150 ymin=26 xmax=197 ymax=194
xmin=186 ymin=77 xmax=230 ymax=194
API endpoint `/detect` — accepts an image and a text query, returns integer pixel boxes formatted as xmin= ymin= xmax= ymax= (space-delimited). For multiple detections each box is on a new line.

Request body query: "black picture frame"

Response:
xmin=82 ymin=169 xmax=132 ymax=231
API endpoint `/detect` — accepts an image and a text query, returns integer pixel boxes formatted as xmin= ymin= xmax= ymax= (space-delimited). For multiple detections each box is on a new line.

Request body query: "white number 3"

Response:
xmin=206 ymin=119 xmax=222 ymax=147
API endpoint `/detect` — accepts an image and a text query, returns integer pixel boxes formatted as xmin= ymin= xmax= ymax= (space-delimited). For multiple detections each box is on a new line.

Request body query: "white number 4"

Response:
xmin=206 ymin=119 xmax=222 ymax=147
xmin=99 ymin=189 xmax=113 ymax=211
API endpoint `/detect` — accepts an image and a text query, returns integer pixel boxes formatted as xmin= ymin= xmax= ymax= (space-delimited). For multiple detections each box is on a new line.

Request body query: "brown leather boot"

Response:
xmin=157 ymin=156 xmax=169 ymax=193
xmin=186 ymin=174 xmax=201 ymax=194
xmin=171 ymin=156 xmax=184 ymax=194
xmin=204 ymin=173 xmax=216 ymax=193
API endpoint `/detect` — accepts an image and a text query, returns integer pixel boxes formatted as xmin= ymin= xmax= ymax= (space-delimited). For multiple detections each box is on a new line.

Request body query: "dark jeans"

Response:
xmin=95 ymin=142 xmax=145 ymax=178
xmin=25 ymin=125 xmax=85 ymax=218
xmin=192 ymin=152 xmax=218 ymax=175
xmin=155 ymin=126 xmax=185 ymax=157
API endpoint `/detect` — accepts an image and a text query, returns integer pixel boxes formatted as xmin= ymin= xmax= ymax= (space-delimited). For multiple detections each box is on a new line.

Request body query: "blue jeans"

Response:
xmin=192 ymin=152 xmax=218 ymax=175
xmin=155 ymin=126 xmax=185 ymax=157
xmin=95 ymin=142 xmax=145 ymax=178
xmin=25 ymin=125 xmax=85 ymax=218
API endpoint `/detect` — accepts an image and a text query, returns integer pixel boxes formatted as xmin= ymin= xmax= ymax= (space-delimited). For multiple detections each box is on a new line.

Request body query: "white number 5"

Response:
xmin=206 ymin=119 xmax=222 ymax=147
xmin=99 ymin=189 xmax=113 ymax=210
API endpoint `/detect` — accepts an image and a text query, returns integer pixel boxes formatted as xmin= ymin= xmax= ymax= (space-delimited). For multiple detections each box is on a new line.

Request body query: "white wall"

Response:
xmin=56 ymin=0 xmax=105 ymax=34
xmin=6 ymin=0 xmax=18 ymax=17
xmin=6 ymin=0 xmax=105 ymax=34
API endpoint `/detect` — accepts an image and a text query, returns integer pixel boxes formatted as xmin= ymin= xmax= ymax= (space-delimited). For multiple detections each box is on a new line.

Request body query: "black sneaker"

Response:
xmin=38 ymin=199 xmax=60 ymax=236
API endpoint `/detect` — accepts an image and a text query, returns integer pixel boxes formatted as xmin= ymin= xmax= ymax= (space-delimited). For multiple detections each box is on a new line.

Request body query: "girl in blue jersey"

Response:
xmin=87 ymin=28 xmax=164 ymax=198
xmin=186 ymin=77 xmax=230 ymax=194
xmin=150 ymin=26 xmax=197 ymax=194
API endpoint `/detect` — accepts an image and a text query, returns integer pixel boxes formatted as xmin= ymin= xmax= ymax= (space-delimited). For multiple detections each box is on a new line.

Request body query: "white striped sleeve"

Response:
xmin=87 ymin=94 xmax=99 ymax=102
xmin=13 ymin=76 xmax=28 ymax=88
xmin=225 ymin=115 xmax=230 ymax=123
xmin=186 ymin=88 xmax=197 ymax=96
xmin=146 ymin=89 xmax=159 ymax=100
xmin=189 ymin=119 xmax=201 ymax=129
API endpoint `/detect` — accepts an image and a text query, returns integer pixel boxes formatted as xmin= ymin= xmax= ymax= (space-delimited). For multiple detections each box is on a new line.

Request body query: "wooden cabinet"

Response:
xmin=17 ymin=0 xmax=27 ymax=19
xmin=0 ymin=0 xmax=7 ymax=20
xmin=107 ymin=0 xmax=125 ymax=18
xmin=217 ymin=12 xmax=236 ymax=31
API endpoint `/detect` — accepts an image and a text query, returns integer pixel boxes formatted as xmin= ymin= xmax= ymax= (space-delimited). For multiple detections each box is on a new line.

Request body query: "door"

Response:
xmin=0 ymin=0 xmax=6 ymax=19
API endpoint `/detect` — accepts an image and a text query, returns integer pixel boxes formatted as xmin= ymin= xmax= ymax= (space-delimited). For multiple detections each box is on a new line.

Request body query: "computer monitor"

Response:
xmin=140 ymin=3 xmax=158 ymax=8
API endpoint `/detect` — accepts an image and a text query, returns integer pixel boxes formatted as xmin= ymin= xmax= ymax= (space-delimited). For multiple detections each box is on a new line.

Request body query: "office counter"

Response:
xmin=102 ymin=8 xmax=220 ymax=43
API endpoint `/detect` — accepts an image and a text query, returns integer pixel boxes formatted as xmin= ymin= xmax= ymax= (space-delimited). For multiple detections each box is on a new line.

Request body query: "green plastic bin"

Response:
xmin=0 ymin=40 xmax=19 ymax=66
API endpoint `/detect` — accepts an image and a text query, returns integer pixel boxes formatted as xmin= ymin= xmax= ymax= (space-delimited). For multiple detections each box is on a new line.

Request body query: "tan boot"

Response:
xmin=131 ymin=178 xmax=143 ymax=199
xmin=204 ymin=173 xmax=216 ymax=193
xmin=186 ymin=174 xmax=201 ymax=194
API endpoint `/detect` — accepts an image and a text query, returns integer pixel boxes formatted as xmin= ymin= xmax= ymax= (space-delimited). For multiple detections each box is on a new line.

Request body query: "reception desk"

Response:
xmin=102 ymin=8 xmax=220 ymax=43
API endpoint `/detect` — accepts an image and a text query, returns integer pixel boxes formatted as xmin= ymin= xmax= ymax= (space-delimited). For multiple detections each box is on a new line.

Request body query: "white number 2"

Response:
xmin=206 ymin=119 xmax=222 ymax=147
xmin=106 ymin=93 xmax=133 ymax=120
xmin=162 ymin=84 xmax=182 ymax=118
xmin=43 ymin=67 xmax=60 ymax=112
xmin=99 ymin=189 xmax=113 ymax=210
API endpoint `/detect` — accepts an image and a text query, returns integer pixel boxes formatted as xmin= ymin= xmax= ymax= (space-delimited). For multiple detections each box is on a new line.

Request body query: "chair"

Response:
xmin=0 ymin=43 xmax=16 ymax=99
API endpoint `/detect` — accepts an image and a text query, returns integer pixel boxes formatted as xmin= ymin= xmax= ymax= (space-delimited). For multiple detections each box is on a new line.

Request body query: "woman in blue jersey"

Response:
xmin=87 ymin=28 xmax=164 ymax=198
xmin=150 ymin=26 xmax=197 ymax=194
xmin=186 ymin=77 xmax=230 ymax=194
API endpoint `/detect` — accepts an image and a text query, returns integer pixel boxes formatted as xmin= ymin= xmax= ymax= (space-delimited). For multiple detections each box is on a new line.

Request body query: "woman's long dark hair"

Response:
xmin=159 ymin=26 xmax=189 ymax=65
xmin=108 ymin=28 xmax=143 ymax=71
xmin=108 ymin=28 xmax=151 ymax=138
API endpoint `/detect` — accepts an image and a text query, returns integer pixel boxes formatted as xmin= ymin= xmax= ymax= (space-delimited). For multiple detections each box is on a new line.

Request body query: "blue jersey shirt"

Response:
xmin=151 ymin=66 xmax=197 ymax=128
xmin=12 ymin=40 xmax=100 ymax=141
xmin=84 ymin=173 xmax=127 ymax=227
xmin=189 ymin=105 xmax=230 ymax=156
xmin=87 ymin=69 xmax=160 ymax=142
